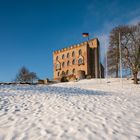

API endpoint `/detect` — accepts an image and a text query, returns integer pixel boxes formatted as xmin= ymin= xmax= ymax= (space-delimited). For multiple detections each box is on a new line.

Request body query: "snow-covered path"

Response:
xmin=0 ymin=79 xmax=140 ymax=140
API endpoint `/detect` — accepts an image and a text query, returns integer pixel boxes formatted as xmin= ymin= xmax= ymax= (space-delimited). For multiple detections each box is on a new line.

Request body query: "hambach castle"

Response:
xmin=53 ymin=38 xmax=104 ymax=80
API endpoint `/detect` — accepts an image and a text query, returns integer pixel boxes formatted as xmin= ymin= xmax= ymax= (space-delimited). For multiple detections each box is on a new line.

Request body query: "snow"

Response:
xmin=0 ymin=78 xmax=140 ymax=140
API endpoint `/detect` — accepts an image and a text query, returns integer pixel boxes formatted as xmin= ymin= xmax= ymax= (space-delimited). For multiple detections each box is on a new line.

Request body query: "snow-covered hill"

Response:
xmin=0 ymin=78 xmax=140 ymax=140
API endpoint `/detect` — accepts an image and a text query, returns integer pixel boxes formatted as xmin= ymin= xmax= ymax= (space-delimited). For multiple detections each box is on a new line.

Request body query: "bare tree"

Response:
xmin=108 ymin=23 xmax=140 ymax=84
xmin=15 ymin=66 xmax=38 ymax=84
xmin=122 ymin=23 xmax=140 ymax=84
xmin=107 ymin=46 xmax=119 ymax=77
xmin=108 ymin=25 xmax=129 ymax=77
xmin=30 ymin=72 xmax=38 ymax=83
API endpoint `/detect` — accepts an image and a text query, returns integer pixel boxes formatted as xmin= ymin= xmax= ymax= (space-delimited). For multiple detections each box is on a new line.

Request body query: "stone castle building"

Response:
xmin=53 ymin=38 xmax=104 ymax=80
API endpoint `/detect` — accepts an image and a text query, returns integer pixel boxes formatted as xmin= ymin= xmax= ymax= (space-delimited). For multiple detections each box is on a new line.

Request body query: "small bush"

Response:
xmin=60 ymin=76 xmax=68 ymax=82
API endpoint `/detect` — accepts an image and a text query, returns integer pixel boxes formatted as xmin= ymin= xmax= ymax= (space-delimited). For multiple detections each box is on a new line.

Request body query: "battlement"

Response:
xmin=53 ymin=38 xmax=98 ymax=54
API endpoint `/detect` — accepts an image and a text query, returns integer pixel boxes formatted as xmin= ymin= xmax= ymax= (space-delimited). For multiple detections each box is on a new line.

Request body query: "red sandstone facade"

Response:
xmin=53 ymin=38 xmax=101 ymax=80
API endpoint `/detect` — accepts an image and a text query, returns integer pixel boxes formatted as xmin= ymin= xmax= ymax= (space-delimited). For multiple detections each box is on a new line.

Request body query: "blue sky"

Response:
xmin=0 ymin=0 xmax=140 ymax=82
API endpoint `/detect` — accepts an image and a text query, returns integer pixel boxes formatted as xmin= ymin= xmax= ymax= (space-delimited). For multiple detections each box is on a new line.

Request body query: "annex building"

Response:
xmin=53 ymin=38 xmax=104 ymax=80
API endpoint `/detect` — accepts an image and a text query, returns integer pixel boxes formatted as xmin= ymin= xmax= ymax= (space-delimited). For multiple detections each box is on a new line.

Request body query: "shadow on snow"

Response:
xmin=0 ymin=85 xmax=111 ymax=96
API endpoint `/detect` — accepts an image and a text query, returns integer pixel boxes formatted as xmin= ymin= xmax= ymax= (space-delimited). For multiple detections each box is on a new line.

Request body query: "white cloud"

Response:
xmin=128 ymin=16 xmax=140 ymax=25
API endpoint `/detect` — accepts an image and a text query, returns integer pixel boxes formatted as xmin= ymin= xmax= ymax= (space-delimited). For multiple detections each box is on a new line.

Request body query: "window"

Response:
xmin=72 ymin=59 xmax=76 ymax=65
xmin=57 ymin=72 xmax=60 ymax=76
xmin=79 ymin=49 xmax=82 ymax=55
xmin=62 ymin=54 xmax=65 ymax=59
xmin=67 ymin=53 xmax=70 ymax=58
xmin=78 ymin=58 xmax=84 ymax=65
xmin=72 ymin=69 xmax=75 ymax=74
xmin=62 ymin=62 xmax=65 ymax=67
xmin=61 ymin=71 xmax=65 ymax=76
xmin=67 ymin=61 xmax=70 ymax=66
xmin=56 ymin=56 xmax=59 ymax=60
xmin=66 ymin=70 xmax=69 ymax=75
xmin=56 ymin=63 xmax=61 ymax=70
xmin=72 ymin=51 xmax=75 ymax=57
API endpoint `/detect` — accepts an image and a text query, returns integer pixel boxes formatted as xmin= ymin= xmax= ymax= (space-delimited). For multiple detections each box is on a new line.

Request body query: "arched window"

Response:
xmin=72 ymin=51 xmax=75 ymax=57
xmin=62 ymin=54 xmax=65 ymax=59
xmin=56 ymin=56 xmax=59 ymax=60
xmin=66 ymin=70 xmax=69 ymax=75
xmin=62 ymin=62 xmax=65 ymax=67
xmin=67 ymin=53 xmax=70 ymax=58
xmin=79 ymin=49 xmax=82 ymax=55
xmin=56 ymin=62 xmax=61 ymax=70
xmin=72 ymin=69 xmax=75 ymax=74
xmin=72 ymin=59 xmax=76 ymax=65
xmin=61 ymin=71 xmax=65 ymax=76
xmin=78 ymin=58 xmax=84 ymax=65
xmin=67 ymin=61 xmax=70 ymax=66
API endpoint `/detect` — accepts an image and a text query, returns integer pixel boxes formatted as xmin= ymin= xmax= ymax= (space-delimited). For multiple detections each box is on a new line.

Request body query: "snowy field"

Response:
xmin=0 ymin=78 xmax=140 ymax=140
